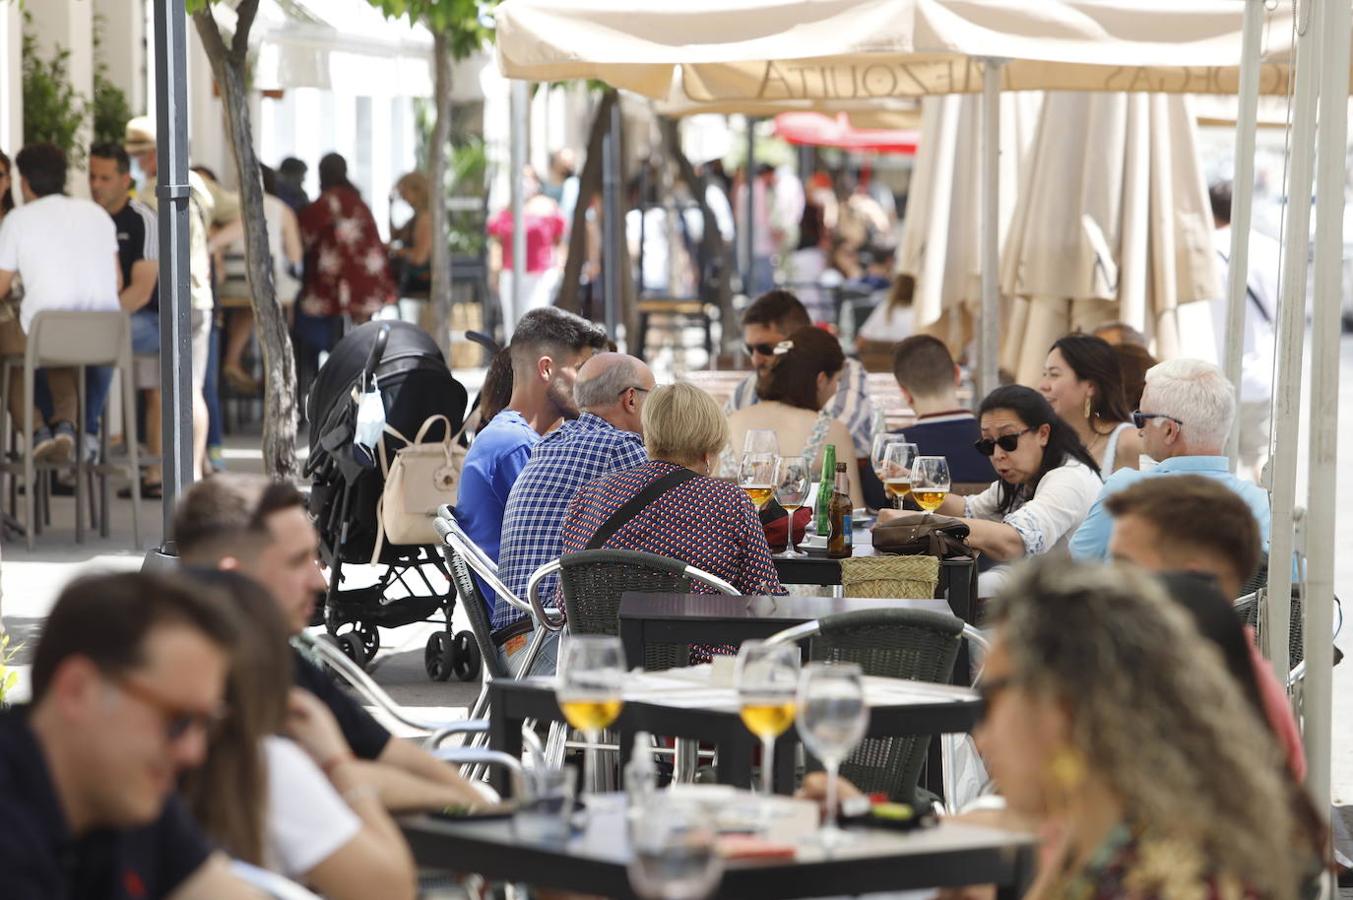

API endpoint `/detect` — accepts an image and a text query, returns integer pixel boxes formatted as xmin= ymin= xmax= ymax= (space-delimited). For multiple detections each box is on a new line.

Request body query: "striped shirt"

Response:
xmin=560 ymin=460 xmax=785 ymax=597
xmin=725 ymin=357 xmax=874 ymax=458
xmin=496 ymin=413 xmax=648 ymax=628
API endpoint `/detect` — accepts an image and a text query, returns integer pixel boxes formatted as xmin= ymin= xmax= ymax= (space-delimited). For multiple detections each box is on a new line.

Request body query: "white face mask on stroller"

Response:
xmin=353 ymin=375 xmax=387 ymax=468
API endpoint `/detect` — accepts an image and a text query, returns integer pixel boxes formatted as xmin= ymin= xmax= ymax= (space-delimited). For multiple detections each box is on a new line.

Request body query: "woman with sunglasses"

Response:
xmin=974 ymin=558 xmax=1316 ymax=900
xmin=890 ymin=385 xmax=1101 ymax=595
xmin=1038 ymin=333 xmax=1143 ymax=478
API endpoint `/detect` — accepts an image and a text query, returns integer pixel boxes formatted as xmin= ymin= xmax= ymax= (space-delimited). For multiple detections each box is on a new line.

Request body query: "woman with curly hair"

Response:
xmin=978 ymin=558 xmax=1321 ymax=900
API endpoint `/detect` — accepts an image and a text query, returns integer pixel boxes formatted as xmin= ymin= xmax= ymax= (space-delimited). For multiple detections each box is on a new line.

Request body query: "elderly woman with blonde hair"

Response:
xmin=977 ymin=557 xmax=1323 ymax=900
xmin=391 ymin=171 xmax=433 ymax=297
xmin=559 ymin=381 xmax=784 ymax=597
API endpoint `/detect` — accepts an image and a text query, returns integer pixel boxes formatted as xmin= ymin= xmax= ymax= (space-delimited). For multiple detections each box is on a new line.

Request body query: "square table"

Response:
xmin=402 ymin=801 xmax=1036 ymax=900
xmin=486 ymin=667 xmax=981 ymax=797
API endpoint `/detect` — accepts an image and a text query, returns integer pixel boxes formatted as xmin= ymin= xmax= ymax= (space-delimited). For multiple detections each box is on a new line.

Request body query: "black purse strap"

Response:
xmin=586 ymin=467 xmax=699 ymax=550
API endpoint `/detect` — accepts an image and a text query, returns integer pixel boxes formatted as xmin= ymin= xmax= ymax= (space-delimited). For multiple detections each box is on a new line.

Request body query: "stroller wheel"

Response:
xmin=358 ymin=624 xmax=380 ymax=659
xmin=425 ymin=632 xmax=454 ymax=682
xmin=337 ymin=633 xmax=368 ymax=669
xmin=450 ymin=631 xmax=481 ymax=683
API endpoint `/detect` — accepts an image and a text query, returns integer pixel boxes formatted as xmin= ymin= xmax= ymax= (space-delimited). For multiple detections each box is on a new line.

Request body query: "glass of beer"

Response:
xmin=736 ymin=640 xmax=800 ymax=799
xmin=739 ymin=453 xmax=776 ymax=510
xmin=557 ymin=635 xmax=626 ymax=797
xmin=773 ymin=455 xmax=811 ymax=557
xmin=743 ymin=429 xmax=779 ymax=457
xmin=881 ymin=441 xmax=918 ymax=509
xmin=910 ymin=456 xmax=951 ymax=516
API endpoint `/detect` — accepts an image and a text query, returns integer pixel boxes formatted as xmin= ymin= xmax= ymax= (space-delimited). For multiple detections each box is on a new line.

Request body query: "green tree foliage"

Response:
xmin=20 ymin=12 xmax=88 ymax=165
xmin=91 ymin=21 xmax=133 ymax=148
xmin=366 ymin=0 xmax=492 ymax=57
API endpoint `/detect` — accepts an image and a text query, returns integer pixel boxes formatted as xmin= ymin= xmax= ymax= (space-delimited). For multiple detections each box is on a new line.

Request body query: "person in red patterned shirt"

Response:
xmin=560 ymin=382 xmax=784 ymax=599
xmin=298 ymin=153 xmax=396 ymax=323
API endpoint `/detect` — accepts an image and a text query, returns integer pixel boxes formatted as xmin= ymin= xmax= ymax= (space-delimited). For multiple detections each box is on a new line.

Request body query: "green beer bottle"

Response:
xmin=814 ymin=443 xmax=837 ymax=537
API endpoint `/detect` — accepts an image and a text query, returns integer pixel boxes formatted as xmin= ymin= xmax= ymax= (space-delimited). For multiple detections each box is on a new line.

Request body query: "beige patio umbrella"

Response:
xmin=897 ymin=92 xmax=1041 ymax=357
xmin=998 ymin=91 xmax=1218 ymax=385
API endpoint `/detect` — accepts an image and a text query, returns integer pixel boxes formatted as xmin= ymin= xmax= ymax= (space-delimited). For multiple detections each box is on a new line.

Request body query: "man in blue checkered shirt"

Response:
xmin=496 ymin=352 xmax=655 ymax=674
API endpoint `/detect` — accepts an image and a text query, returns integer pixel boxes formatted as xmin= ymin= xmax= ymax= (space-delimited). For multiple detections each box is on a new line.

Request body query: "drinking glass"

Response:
xmin=739 ymin=453 xmax=777 ymax=511
xmin=797 ymin=663 xmax=869 ymax=847
xmin=773 ymin=455 xmax=811 ymax=557
xmin=743 ymin=429 xmax=779 ymax=457
xmin=556 ymin=635 xmax=626 ymax=798
xmin=869 ymin=431 xmax=893 ymax=482
xmin=880 ymin=442 xmax=918 ymax=509
xmin=735 ymin=640 xmax=801 ymax=797
xmin=910 ymin=455 xmax=952 ymax=517
xmin=627 ymin=794 xmax=724 ymax=900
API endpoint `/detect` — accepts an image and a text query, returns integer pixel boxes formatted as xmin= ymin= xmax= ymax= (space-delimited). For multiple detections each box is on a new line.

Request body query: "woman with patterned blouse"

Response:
xmin=560 ymin=381 xmax=784 ymax=598
xmin=978 ymin=558 xmax=1319 ymax=900
xmin=298 ymin=153 xmax=396 ymax=323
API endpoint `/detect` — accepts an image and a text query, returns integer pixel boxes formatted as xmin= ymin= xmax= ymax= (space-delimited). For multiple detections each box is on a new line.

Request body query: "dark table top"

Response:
xmin=618 ymin=592 xmax=954 ymax=623
xmin=402 ymin=798 xmax=1036 ymax=899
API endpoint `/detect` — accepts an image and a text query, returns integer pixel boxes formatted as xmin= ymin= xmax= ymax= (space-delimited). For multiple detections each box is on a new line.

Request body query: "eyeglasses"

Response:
xmin=1130 ymin=411 xmax=1184 ymax=429
xmin=744 ymin=342 xmax=777 ymax=357
xmin=973 ymin=428 xmax=1031 ymax=457
xmin=619 ymin=385 xmax=651 ymax=398
xmin=114 ymin=675 xmax=228 ymax=742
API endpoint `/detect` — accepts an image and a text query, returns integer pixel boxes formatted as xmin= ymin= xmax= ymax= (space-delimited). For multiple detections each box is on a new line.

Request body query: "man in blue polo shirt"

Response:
xmin=890 ymin=335 xmax=995 ymax=486
xmin=456 ymin=307 xmax=608 ymax=613
xmin=0 ymin=572 xmax=254 ymax=898
xmin=1071 ymin=358 xmax=1270 ymax=561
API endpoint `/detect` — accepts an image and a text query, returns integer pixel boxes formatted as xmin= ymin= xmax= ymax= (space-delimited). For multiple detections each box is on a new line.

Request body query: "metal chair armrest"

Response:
xmin=434 ymin=510 xmax=537 ymax=617
xmin=526 ymin=560 xmax=568 ymax=632
xmin=961 ymin=624 xmax=990 ymax=652
xmin=431 ymin=748 xmax=523 ymax=799
xmin=427 ymin=719 xmax=490 ymax=749
xmin=681 ymin=565 xmax=740 ymax=595
xmin=764 ymin=620 xmax=821 ymax=647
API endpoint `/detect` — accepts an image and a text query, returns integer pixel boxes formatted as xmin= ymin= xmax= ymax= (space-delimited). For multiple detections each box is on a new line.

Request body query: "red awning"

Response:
xmin=771 ymin=112 xmax=919 ymax=155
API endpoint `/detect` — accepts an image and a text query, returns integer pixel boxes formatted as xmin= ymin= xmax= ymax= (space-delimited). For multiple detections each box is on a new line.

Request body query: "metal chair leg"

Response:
xmin=674 ymin=738 xmax=699 ymax=784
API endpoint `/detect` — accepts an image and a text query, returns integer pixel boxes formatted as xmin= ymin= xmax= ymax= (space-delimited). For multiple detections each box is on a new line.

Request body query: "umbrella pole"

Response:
xmin=602 ymin=100 xmax=623 ymax=339
xmin=978 ymin=59 xmax=1004 ymax=399
xmin=509 ymin=79 xmax=529 ymax=340
xmin=1223 ymin=0 xmax=1266 ymax=468
xmin=744 ymin=117 xmax=756 ymax=296
xmin=1306 ymin=0 xmax=1348 ymax=815
xmin=150 ymin=0 xmax=193 ymax=547
xmin=1266 ymin=0 xmax=1322 ymax=684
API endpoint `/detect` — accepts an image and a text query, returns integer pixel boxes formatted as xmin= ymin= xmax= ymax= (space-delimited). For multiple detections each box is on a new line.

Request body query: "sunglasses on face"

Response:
xmin=973 ymin=428 xmax=1032 ymax=457
xmin=115 ymin=675 xmax=228 ymax=742
xmin=1130 ymin=411 xmax=1184 ymax=429
xmin=745 ymin=342 xmax=777 ymax=357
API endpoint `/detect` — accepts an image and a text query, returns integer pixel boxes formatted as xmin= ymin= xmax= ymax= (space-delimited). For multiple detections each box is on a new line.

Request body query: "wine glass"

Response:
xmin=556 ymin=635 xmax=626 ymax=798
xmin=880 ymin=442 xmax=918 ymax=510
xmin=797 ymin=663 xmax=869 ymax=847
xmin=773 ymin=455 xmax=811 ymax=557
xmin=735 ymin=640 xmax=800 ymax=798
xmin=627 ymin=794 xmax=724 ymax=900
xmin=743 ymin=429 xmax=779 ymax=457
xmin=869 ymin=431 xmax=893 ymax=483
xmin=910 ymin=456 xmax=951 ymax=517
xmin=739 ymin=453 xmax=777 ymax=511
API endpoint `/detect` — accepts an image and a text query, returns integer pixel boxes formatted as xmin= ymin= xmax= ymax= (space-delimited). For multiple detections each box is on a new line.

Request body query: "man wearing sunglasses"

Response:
xmin=725 ymin=290 xmax=875 ymax=460
xmin=1069 ymin=358 xmax=1270 ymax=561
xmin=0 ymin=572 xmax=257 ymax=897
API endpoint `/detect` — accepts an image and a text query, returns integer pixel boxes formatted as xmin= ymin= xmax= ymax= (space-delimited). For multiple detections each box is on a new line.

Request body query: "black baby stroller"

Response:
xmin=305 ymin=320 xmax=481 ymax=681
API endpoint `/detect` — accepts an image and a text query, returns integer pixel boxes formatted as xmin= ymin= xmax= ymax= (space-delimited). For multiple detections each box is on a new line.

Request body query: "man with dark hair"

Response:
xmin=0 ymin=143 xmax=122 ymax=463
xmin=0 ymin=572 xmax=256 ymax=897
xmin=1105 ymin=472 xmax=1261 ymax=599
xmin=889 ymin=335 xmax=994 ymax=484
xmin=174 ymin=474 xmax=485 ymax=813
xmin=276 ymin=156 xmax=309 ymax=212
xmin=456 ymin=307 xmax=608 ymax=611
xmin=1208 ymin=179 xmax=1277 ymax=483
xmin=725 ymin=289 xmax=875 ymax=459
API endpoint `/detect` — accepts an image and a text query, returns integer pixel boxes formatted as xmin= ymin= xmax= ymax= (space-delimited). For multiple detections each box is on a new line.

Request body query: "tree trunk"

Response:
xmin=658 ymin=116 xmax=735 ymax=353
xmin=193 ymin=5 xmax=298 ymax=478
xmin=428 ymin=30 xmax=453 ymax=361
xmin=556 ymin=88 xmax=618 ymax=314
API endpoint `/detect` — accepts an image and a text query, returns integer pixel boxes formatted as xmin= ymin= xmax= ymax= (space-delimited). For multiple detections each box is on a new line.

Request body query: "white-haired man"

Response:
xmin=1070 ymin=358 xmax=1270 ymax=561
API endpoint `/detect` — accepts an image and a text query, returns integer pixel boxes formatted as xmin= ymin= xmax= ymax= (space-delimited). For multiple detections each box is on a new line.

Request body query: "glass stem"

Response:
xmin=761 ymin=735 xmax=776 ymax=796
xmin=585 ymin=728 xmax=598 ymax=794
xmin=824 ymin=760 xmax=840 ymax=833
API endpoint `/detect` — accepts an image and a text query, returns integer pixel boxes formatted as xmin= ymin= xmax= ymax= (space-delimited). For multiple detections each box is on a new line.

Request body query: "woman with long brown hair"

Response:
xmin=1038 ymin=333 xmax=1144 ymax=478
xmin=181 ymin=571 xmax=415 ymax=898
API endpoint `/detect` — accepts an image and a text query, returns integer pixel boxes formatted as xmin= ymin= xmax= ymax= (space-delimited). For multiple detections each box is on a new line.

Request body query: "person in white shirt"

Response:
xmin=883 ymin=385 xmax=1102 ymax=597
xmin=0 ymin=143 xmax=121 ymax=462
xmin=1208 ymin=181 xmax=1277 ymax=483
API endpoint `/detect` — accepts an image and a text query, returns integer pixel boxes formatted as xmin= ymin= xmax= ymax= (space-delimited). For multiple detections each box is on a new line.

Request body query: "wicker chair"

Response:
xmin=841 ymin=555 xmax=940 ymax=599
xmin=768 ymin=607 xmax=964 ymax=805
xmin=527 ymin=549 xmax=738 ymax=671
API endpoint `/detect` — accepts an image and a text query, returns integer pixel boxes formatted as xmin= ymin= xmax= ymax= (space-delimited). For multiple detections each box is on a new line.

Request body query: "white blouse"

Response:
xmin=262 ymin=736 xmax=362 ymax=879
xmin=963 ymin=458 xmax=1102 ymax=557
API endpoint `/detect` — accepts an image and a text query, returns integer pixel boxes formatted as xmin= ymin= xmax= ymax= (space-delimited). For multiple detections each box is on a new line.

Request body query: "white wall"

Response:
xmin=93 ymin=0 xmax=147 ymax=116
xmin=26 ymin=0 xmax=94 ymax=196
xmin=0 ymin=2 xmax=22 ymax=157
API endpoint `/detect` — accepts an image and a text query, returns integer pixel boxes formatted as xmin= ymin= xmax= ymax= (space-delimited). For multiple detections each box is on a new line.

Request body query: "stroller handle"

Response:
xmin=362 ymin=324 xmax=391 ymax=391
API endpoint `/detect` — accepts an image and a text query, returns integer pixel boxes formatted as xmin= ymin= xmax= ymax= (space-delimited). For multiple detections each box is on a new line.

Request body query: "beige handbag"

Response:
xmin=371 ymin=414 xmax=470 ymax=562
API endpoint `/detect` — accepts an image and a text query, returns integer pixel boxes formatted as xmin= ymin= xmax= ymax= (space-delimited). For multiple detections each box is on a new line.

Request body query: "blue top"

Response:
xmin=496 ymin=413 xmax=648 ymax=628
xmin=1069 ymin=455 xmax=1271 ymax=561
xmin=897 ymin=411 xmax=997 ymax=485
xmin=455 ymin=409 xmax=540 ymax=610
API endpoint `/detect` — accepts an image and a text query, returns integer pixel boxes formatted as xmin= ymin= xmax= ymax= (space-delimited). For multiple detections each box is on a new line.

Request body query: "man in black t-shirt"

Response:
xmin=0 ymin=572 xmax=255 ymax=898
xmin=175 ymin=473 xmax=486 ymax=811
